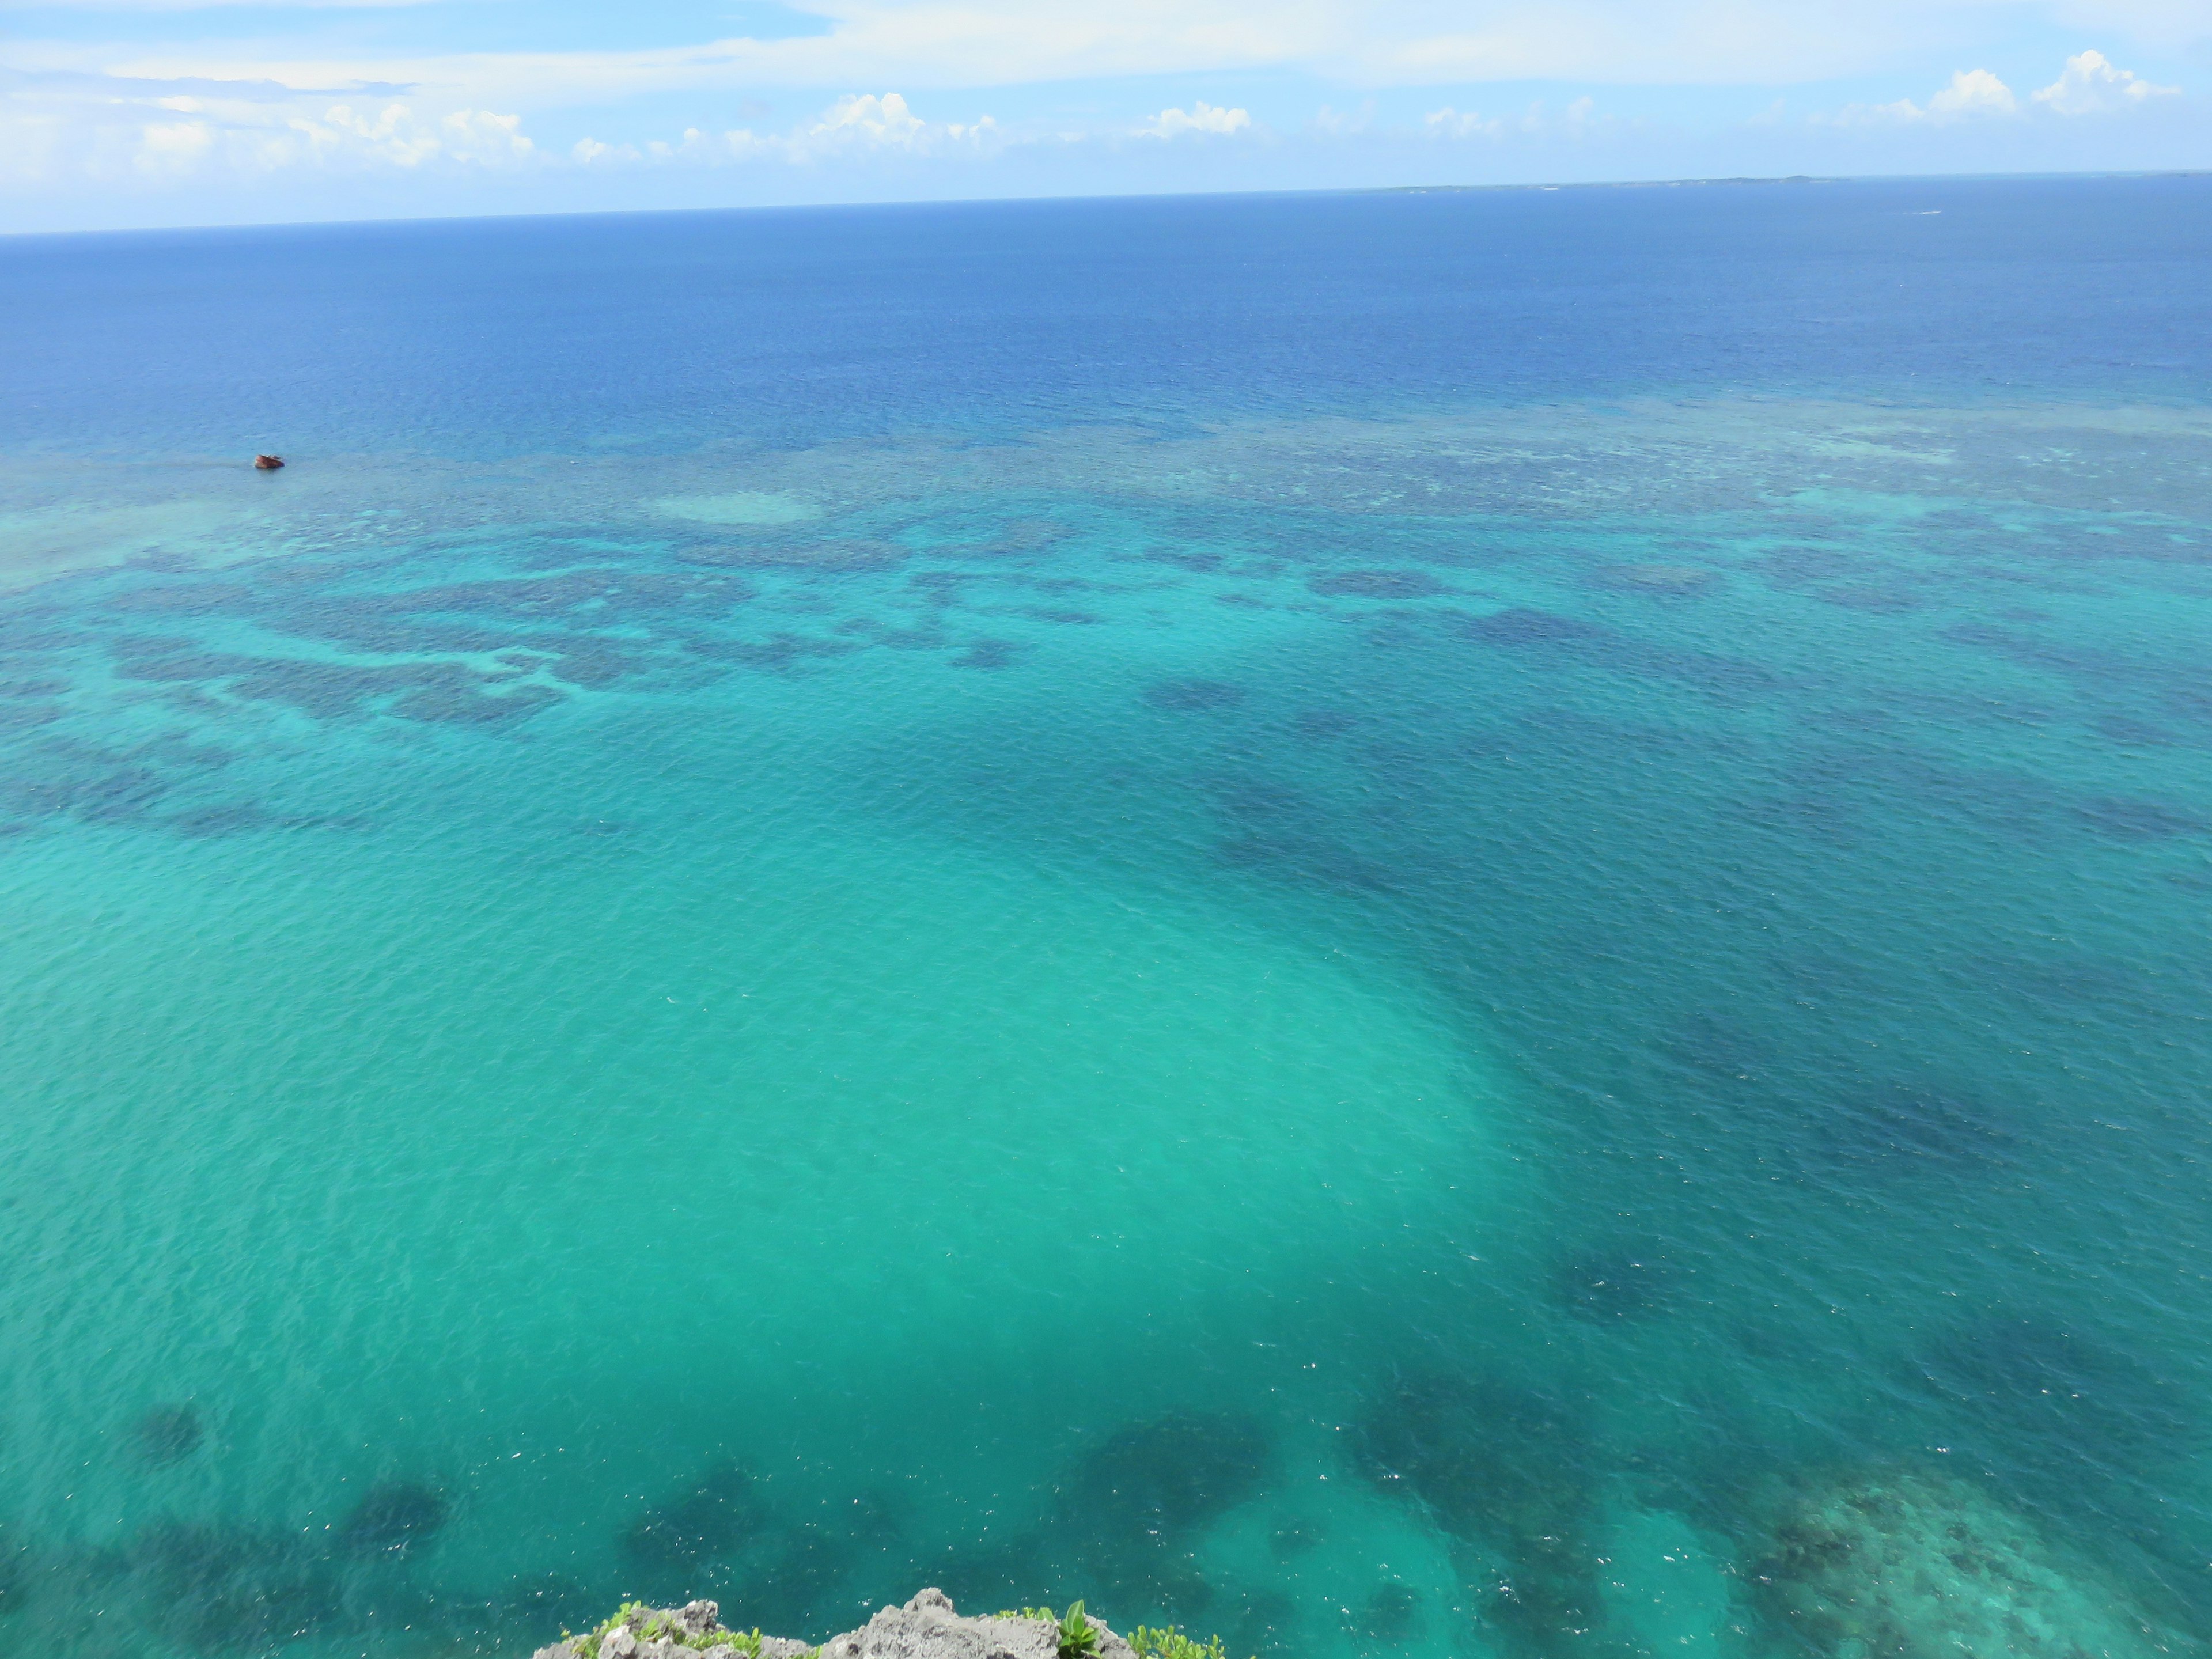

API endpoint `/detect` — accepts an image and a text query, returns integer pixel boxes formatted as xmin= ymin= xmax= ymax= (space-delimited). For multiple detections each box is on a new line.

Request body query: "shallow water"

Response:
xmin=2 ymin=181 xmax=2211 ymax=1659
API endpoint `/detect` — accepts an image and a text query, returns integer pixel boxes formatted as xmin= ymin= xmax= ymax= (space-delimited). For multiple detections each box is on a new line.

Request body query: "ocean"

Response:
xmin=1 ymin=176 xmax=2209 ymax=1659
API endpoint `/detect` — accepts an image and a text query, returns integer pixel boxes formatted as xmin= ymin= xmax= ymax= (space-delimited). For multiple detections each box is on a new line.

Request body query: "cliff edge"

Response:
xmin=536 ymin=1589 xmax=1141 ymax=1659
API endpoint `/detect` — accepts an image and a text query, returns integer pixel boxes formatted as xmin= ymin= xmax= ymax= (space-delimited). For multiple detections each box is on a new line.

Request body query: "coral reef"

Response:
xmin=1750 ymin=1471 xmax=2177 ymax=1657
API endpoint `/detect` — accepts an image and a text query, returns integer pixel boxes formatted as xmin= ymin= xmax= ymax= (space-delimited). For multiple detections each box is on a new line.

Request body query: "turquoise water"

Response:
xmin=3 ymin=185 xmax=2212 ymax=1658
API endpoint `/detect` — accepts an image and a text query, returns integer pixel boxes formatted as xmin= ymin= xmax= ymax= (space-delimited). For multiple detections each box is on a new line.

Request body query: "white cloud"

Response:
xmin=282 ymin=101 xmax=534 ymax=166
xmin=2032 ymin=48 xmax=2178 ymax=113
xmin=5 ymin=0 xmax=2209 ymax=128
xmin=1425 ymin=106 xmax=1504 ymax=138
xmin=1818 ymin=51 xmax=2181 ymax=127
xmin=1824 ymin=67 xmax=2017 ymax=124
xmin=0 ymin=82 xmax=541 ymax=183
xmin=797 ymin=90 xmax=927 ymax=149
xmin=135 ymin=117 xmax=214 ymax=173
xmin=1423 ymin=96 xmax=1599 ymax=138
xmin=5 ymin=0 xmax=2201 ymax=151
xmin=573 ymin=91 xmax=998 ymax=168
xmin=1928 ymin=67 xmax=2017 ymax=116
xmin=1138 ymin=101 xmax=1249 ymax=138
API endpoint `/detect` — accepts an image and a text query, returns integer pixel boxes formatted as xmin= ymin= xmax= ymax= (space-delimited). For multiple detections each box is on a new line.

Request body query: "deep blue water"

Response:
xmin=1 ymin=177 xmax=2210 ymax=1659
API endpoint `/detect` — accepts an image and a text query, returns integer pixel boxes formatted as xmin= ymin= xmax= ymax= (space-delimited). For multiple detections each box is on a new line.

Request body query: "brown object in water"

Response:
xmin=253 ymin=454 xmax=285 ymax=470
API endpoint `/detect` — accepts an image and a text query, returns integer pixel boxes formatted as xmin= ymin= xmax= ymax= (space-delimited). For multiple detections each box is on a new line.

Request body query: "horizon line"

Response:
xmin=6 ymin=164 xmax=2209 ymax=242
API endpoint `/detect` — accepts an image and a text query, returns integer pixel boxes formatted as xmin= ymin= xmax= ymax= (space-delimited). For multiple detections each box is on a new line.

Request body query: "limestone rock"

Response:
xmin=535 ymin=1588 xmax=1134 ymax=1659
xmin=819 ymin=1590 xmax=1132 ymax=1659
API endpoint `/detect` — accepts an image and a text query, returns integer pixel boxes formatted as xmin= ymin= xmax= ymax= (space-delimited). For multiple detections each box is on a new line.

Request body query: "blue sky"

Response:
xmin=2 ymin=0 xmax=2205 ymax=230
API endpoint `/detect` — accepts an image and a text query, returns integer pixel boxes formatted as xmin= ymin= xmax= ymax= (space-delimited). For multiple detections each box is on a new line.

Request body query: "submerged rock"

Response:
xmin=334 ymin=1480 xmax=448 ymax=1558
xmin=1749 ymin=1471 xmax=2176 ymax=1657
xmin=535 ymin=1590 xmax=1136 ymax=1659
xmin=135 ymin=1403 xmax=204 ymax=1466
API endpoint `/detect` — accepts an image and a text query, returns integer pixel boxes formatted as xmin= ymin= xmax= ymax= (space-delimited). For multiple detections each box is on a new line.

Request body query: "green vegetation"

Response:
xmin=997 ymin=1601 xmax=1241 ymax=1659
xmin=1128 ymin=1628 xmax=1232 ymax=1659
xmin=1055 ymin=1603 xmax=1100 ymax=1659
xmin=562 ymin=1596 xmax=1237 ymax=1659
xmin=562 ymin=1604 xmax=810 ymax=1659
xmin=994 ymin=1601 xmax=1098 ymax=1659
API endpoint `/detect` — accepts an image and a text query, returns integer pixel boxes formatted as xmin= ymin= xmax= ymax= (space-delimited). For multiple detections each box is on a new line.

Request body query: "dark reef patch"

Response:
xmin=687 ymin=539 xmax=906 ymax=571
xmin=952 ymin=639 xmax=1021 ymax=670
xmin=687 ymin=634 xmax=864 ymax=672
xmin=0 ymin=1521 xmax=28 ymax=1612
xmin=1455 ymin=607 xmax=1784 ymax=700
xmin=1912 ymin=1319 xmax=2191 ymax=1465
xmin=2074 ymin=796 xmax=2208 ymax=840
xmin=0 ymin=702 xmax=62 ymax=734
xmin=1660 ymin=1012 xmax=1774 ymax=1082
xmin=390 ymin=681 xmax=563 ymax=726
xmin=1355 ymin=1583 xmax=1422 ymax=1643
xmin=1553 ymin=1247 xmax=1681 ymax=1323
xmin=1815 ymin=585 xmax=1922 ymax=613
xmin=121 ymin=651 xmax=563 ymax=727
xmin=1592 ymin=564 xmax=1715 ymax=596
xmin=165 ymin=803 xmax=279 ymax=838
xmin=1796 ymin=1083 xmax=2017 ymax=1179
xmin=130 ymin=1518 xmax=340 ymax=1652
xmin=963 ymin=1412 xmax=1275 ymax=1635
xmin=969 ymin=520 xmax=1073 ymax=556
xmin=1202 ymin=774 xmax=1310 ymax=820
xmin=1309 ymin=570 xmax=1446 ymax=600
xmin=545 ymin=643 xmax=650 ymax=688
xmin=110 ymin=647 xmax=271 ymax=684
xmin=1214 ymin=833 xmax=1395 ymax=892
xmin=1351 ymin=1371 xmax=1600 ymax=1646
xmin=1143 ymin=680 xmax=1244 ymax=711
xmin=1353 ymin=1371 xmax=1584 ymax=1535
xmin=1290 ymin=709 xmax=1358 ymax=741
xmin=1460 ymin=608 xmax=1611 ymax=647
xmin=335 ymin=1481 xmax=449 ymax=1559
xmin=621 ymin=1464 xmax=767 ymax=1582
xmin=2093 ymin=715 xmax=2183 ymax=747
xmin=1070 ymin=1413 xmax=1272 ymax=1537
xmin=0 ymin=762 xmax=168 ymax=825
xmin=135 ymin=1403 xmax=204 ymax=1467
xmin=733 ymin=1491 xmax=907 ymax=1635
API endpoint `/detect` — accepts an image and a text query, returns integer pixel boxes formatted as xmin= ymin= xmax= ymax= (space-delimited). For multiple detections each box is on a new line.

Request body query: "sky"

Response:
xmin=1 ymin=0 xmax=2206 ymax=231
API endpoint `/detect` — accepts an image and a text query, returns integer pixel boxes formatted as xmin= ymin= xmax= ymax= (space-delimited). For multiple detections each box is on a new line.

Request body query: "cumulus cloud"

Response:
xmin=1927 ymin=67 xmax=2017 ymax=116
xmin=1425 ymin=105 xmax=1504 ymax=138
xmin=0 ymin=73 xmax=539 ymax=184
xmin=1826 ymin=67 xmax=2017 ymax=124
xmin=571 ymin=91 xmax=997 ymax=168
xmin=294 ymin=101 xmax=534 ymax=165
xmin=1138 ymin=101 xmax=1249 ymax=138
xmin=2033 ymin=48 xmax=2178 ymax=113
xmin=1424 ymin=95 xmax=1597 ymax=138
xmin=1820 ymin=51 xmax=2180 ymax=126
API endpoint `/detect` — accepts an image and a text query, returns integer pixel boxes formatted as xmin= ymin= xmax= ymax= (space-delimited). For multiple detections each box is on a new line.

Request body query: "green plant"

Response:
xmin=992 ymin=1602 xmax=1099 ymax=1659
xmin=1055 ymin=1603 xmax=1100 ymax=1659
xmin=1128 ymin=1626 xmax=1233 ymax=1659
xmin=564 ymin=1603 xmax=780 ymax=1658
xmin=565 ymin=1601 xmax=649 ymax=1659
